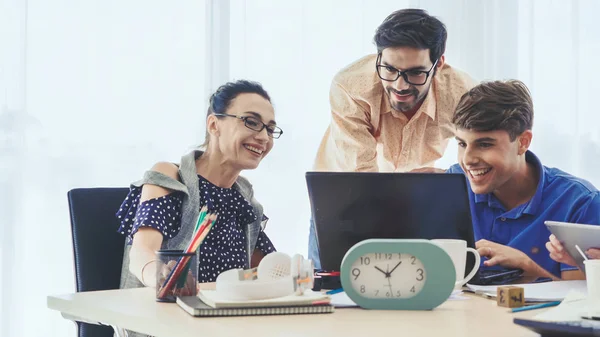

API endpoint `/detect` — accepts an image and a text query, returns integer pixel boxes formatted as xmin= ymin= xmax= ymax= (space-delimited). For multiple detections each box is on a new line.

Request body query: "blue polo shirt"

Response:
xmin=447 ymin=151 xmax=600 ymax=277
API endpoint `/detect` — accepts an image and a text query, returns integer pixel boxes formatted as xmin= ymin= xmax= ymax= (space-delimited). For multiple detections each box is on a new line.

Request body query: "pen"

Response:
xmin=472 ymin=290 xmax=494 ymax=299
xmin=511 ymin=301 xmax=561 ymax=313
xmin=325 ymin=288 xmax=344 ymax=295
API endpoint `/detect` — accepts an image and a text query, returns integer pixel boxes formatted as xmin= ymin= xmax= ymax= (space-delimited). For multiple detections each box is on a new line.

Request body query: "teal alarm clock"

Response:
xmin=340 ymin=239 xmax=456 ymax=310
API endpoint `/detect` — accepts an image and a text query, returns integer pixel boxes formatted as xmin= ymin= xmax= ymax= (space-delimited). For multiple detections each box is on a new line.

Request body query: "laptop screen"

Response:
xmin=306 ymin=172 xmax=476 ymax=273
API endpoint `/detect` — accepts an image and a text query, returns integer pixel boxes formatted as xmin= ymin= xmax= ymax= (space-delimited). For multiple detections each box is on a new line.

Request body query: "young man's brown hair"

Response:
xmin=452 ymin=80 xmax=534 ymax=141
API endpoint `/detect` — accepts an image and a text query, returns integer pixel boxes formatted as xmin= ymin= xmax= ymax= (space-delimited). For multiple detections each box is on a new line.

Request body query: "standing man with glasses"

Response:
xmin=309 ymin=9 xmax=477 ymax=269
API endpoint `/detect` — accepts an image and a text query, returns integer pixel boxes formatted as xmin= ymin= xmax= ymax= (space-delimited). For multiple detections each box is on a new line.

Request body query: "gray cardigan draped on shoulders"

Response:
xmin=118 ymin=149 xmax=264 ymax=308
xmin=117 ymin=150 xmax=264 ymax=336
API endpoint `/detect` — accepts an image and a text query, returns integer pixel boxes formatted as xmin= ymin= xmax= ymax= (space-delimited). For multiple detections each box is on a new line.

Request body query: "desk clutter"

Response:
xmin=472 ymin=280 xmax=600 ymax=336
xmin=176 ymin=251 xmax=334 ymax=317
xmin=513 ymin=290 xmax=600 ymax=336
xmin=165 ymin=233 xmax=594 ymax=323
xmin=177 ymin=290 xmax=333 ymax=317
xmin=465 ymin=280 xmax=587 ymax=303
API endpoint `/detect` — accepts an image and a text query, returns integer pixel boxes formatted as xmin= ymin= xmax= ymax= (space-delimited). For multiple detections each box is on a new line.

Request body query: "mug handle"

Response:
xmin=456 ymin=248 xmax=481 ymax=286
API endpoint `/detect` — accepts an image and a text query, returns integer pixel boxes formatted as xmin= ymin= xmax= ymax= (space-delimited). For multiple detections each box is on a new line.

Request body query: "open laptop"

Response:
xmin=306 ymin=172 xmax=519 ymax=285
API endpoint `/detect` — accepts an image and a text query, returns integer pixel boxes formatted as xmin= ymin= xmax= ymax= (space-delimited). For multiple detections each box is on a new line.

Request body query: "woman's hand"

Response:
xmin=157 ymin=260 xmax=197 ymax=297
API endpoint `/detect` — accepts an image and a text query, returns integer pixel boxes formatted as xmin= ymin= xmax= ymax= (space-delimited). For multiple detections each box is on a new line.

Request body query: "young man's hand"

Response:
xmin=587 ymin=248 xmax=600 ymax=259
xmin=547 ymin=234 xmax=600 ymax=263
xmin=476 ymin=239 xmax=530 ymax=269
xmin=546 ymin=234 xmax=578 ymax=266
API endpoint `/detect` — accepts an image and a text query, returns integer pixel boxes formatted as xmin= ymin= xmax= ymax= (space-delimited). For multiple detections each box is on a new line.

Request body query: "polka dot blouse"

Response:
xmin=116 ymin=175 xmax=276 ymax=283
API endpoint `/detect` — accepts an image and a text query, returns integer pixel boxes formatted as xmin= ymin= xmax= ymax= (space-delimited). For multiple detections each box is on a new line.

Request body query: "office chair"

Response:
xmin=67 ymin=187 xmax=130 ymax=337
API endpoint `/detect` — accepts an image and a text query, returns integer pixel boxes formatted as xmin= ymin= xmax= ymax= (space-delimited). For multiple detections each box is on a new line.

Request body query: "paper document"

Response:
xmin=329 ymin=292 xmax=358 ymax=308
xmin=449 ymin=289 xmax=469 ymax=301
xmin=533 ymin=290 xmax=589 ymax=322
xmin=465 ymin=280 xmax=587 ymax=302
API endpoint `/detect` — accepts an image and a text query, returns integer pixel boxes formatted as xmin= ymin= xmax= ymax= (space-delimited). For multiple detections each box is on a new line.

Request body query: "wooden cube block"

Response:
xmin=496 ymin=286 xmax=524 ymax=308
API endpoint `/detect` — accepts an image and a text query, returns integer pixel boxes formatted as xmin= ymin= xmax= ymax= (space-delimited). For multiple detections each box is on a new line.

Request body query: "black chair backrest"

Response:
xmin=67 ymin=187 xmax=129 ymax=337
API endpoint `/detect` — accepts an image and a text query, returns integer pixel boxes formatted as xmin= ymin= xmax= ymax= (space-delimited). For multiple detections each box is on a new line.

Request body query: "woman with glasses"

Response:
xmin=116 ymin=80 xmax=282 ymax=308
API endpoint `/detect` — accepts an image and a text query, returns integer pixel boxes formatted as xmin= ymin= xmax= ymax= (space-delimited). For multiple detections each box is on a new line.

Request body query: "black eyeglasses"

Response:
xmin=213 ymin=113 xmax=283 ymax=139
xmin=375 ymin=53 xmax=438 ymax=85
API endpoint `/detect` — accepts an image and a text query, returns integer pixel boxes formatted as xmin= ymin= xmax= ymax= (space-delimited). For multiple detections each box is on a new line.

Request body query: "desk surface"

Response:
xmin=48 ymin=288 xmax=545 ymax=337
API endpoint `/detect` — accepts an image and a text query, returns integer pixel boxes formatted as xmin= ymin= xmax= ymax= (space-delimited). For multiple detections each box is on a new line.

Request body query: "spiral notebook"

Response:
xmin=176 ymin=296 xmax=334 ymax=317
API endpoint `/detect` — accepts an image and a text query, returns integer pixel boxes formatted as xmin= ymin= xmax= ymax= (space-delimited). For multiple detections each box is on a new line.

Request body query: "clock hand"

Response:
xmin=374 ymin=265 xmax=389 ymax=277
xmin=386 ymin=273 xmax=394 ymax=295
xmin=388 ymin=260 xmax=403 ymax=275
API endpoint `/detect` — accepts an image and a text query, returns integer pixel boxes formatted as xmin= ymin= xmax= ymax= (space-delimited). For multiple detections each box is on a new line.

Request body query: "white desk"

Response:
xmin=47 ymin=288 xmax=545 ymax=337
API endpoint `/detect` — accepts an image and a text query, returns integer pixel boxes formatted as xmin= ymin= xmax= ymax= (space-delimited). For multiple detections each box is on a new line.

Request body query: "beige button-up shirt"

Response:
xmin=314 ymin=54 xmax=476 ymax=172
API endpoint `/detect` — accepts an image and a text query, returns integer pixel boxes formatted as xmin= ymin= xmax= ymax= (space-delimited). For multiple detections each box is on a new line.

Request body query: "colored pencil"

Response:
xmin=176 ymin=207 xmax=209 ymax=288
xmin=157 ymin=213 xmax=217 ymax=298
xmin=511 ymin=301 xmax=561 ymax=313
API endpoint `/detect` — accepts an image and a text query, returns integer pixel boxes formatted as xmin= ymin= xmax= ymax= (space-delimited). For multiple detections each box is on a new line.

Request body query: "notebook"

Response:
xmin=176 ymin=296 xmax=334 ymax=317
xmin=197 ymin=289 xmax=331 ymax=308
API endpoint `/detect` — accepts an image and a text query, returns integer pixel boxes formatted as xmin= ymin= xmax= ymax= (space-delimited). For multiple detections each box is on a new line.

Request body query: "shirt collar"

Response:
xmin=520 ymin=151 xmax=545 ymax=216
xmin=473 ymin=151 xmax=545 ymax=217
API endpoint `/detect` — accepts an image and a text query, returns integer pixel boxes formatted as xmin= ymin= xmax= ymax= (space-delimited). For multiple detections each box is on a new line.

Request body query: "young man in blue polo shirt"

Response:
xmin=446 ymin=79 xmax=600 ymax=280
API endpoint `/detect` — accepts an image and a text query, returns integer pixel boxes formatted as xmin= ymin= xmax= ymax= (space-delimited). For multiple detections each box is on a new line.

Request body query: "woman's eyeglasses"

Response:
xmin=213 ymin=113 xmax=283 ymax=139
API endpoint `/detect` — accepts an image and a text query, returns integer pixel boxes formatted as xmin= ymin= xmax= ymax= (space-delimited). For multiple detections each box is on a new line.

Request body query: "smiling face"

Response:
xmin=455 ymin=128 xmax=532 ymax=195
xmin=207 ymin=93 xmax=276 ymax=170
xmin=379 ymin=47 xmax=443 ymax=114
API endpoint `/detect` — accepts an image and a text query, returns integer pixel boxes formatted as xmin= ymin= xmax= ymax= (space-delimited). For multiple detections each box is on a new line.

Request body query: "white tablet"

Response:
xmin=544 ymin=220 xmax=600 ymax=271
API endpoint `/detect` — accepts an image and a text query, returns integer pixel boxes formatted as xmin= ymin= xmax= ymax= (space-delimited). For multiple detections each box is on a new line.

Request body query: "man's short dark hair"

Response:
xmin=452 ymin=80 xmax=534 ymax=141
xmin=374 ymin=9 xmax=447 ymax=64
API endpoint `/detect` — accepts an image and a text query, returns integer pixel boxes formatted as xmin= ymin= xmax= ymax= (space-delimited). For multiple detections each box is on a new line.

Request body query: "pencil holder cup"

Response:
xmin=155 ymin=249 xmax=198 ymax=302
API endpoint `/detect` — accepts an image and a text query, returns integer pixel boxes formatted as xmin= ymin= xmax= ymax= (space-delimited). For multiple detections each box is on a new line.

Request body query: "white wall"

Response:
xmin=1 ymin=1 xmax=206 ymax=336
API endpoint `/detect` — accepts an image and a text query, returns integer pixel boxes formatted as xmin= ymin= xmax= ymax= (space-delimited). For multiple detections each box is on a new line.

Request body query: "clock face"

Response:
xmin=349 ymin=253 xmax=426 ymax=299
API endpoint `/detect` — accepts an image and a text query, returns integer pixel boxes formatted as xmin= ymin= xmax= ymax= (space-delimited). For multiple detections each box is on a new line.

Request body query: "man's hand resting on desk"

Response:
xmin=477 ymin=239 xmax=560 ymax=280
xmin=476 ymin=239 xmax=530 ymax=269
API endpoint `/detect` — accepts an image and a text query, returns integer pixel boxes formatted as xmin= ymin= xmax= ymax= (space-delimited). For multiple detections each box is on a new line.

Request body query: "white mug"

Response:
xmin=432 ymin=239 xmax=481 ymax=289
xmin=585 ymin=260 xmax=600 ymax=315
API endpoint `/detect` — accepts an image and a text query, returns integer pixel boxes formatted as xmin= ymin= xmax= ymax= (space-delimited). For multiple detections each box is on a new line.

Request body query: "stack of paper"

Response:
xmin=533 ymin=290 xmax=589 ymax=321
xmin=197 ymin=289 xmax=330 ymax=308
xmin=465 ymin=280 xmax=587 ymax=302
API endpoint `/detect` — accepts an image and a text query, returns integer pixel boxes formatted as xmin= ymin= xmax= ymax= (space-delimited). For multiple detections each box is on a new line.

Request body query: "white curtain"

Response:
xmin=226 ymin=0 xmax=600 ymax=257
xmin=0 ymin=1 xmax=207 ymax=336
xmin=2 ymin=1 xmax=599 ymax=336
